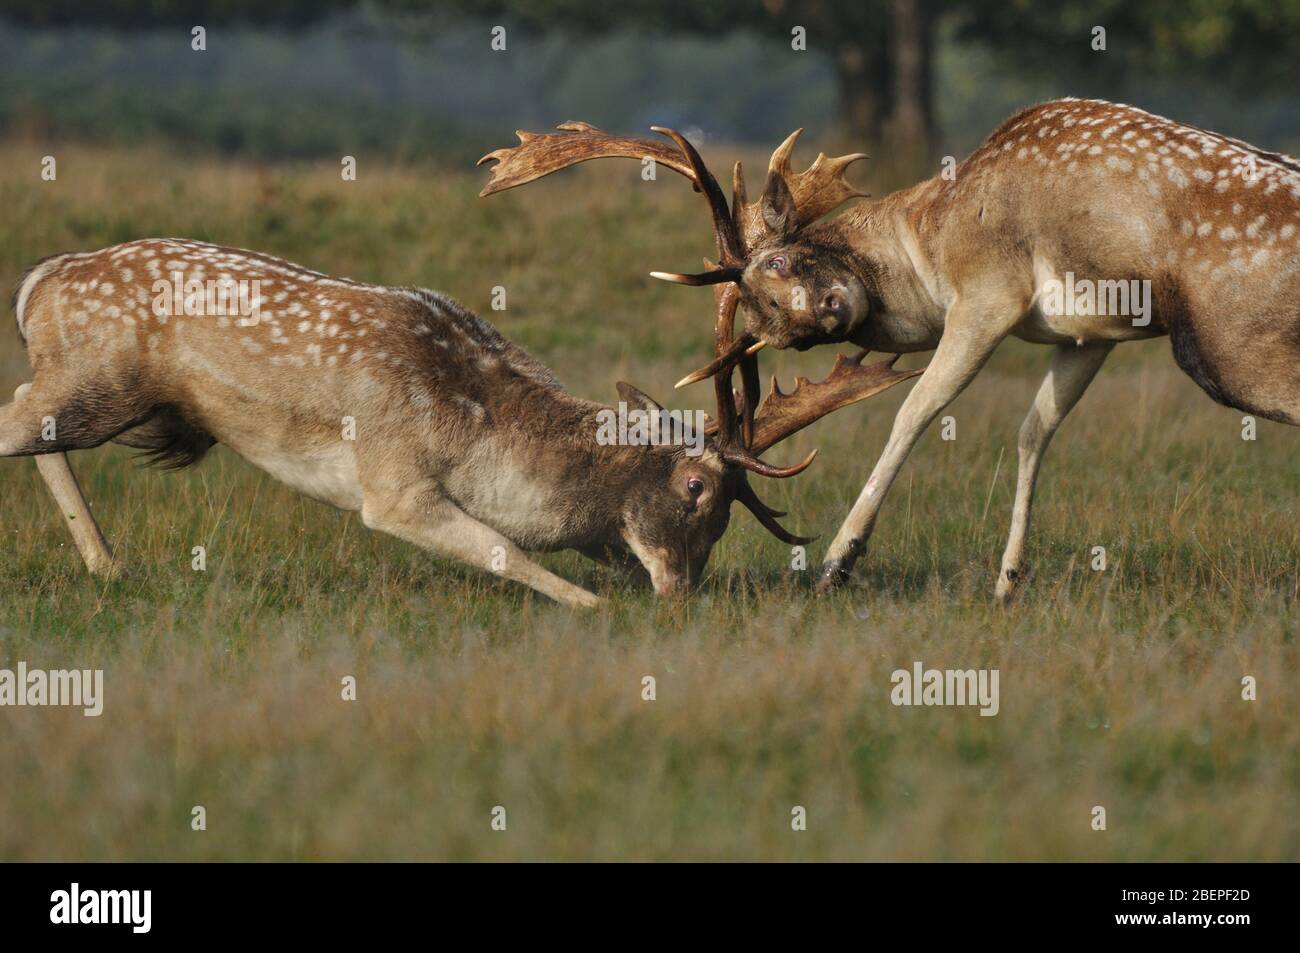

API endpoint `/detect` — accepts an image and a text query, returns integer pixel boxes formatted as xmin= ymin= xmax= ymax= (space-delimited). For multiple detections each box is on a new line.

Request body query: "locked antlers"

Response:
xmin=480 ymin=121 xmax=915 ymax=545
xmin=702 ymin=272 xmax=919 ymax=544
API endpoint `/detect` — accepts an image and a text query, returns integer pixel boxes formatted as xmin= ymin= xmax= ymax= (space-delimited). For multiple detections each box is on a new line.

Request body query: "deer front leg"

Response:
xmin=360 ymin=486 xmax=602 ymax=609
xmin=995 ymin=341 xmax=1113 ymax=605
xmin=34 ymin=453 xmax=118 ymax=576
xmin=817 ymin=302 xmax=1017 ymax=591
xmin=4 ymin=384 xmax=117 ymax=576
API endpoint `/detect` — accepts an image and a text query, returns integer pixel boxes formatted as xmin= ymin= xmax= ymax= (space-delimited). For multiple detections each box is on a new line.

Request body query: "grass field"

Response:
xmin=0 ymin=141 xmax=1296 ymax=861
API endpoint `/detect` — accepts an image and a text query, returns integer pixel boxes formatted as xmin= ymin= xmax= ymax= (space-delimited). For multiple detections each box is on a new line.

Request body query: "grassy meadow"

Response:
xmin=0 ymin=141 xmax=1296 ymax=861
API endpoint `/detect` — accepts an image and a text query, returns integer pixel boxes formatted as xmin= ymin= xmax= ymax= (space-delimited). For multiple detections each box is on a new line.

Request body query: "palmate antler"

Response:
xmin=478 ymin=121 xmax=868 ymax=283
xmin=730 ymin=128 xmax=869 ymax=251
xmin=479 ymin=121 xmax=746 ymax=269
xmin=478 ymin=120 xmax=872 ymax=395
xmin=742 ymin=352 xmax=922 ymax=455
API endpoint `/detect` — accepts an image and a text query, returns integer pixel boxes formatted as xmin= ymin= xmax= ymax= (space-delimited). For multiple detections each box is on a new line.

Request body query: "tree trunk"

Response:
xmin=825 ymin=1 xmax=934 ymax=175
xmin=833 ymin=37 xmax=890 ymax=149
xmin=883 ymin=0 xmax=934 ymax=167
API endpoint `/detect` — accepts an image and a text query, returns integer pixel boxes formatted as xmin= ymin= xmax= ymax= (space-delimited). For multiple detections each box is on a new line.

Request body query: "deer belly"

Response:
xmin=227 ymin=436 xmax=364 ymax=511
xmin=1021 ymin=259 xmax=1163 ymax=343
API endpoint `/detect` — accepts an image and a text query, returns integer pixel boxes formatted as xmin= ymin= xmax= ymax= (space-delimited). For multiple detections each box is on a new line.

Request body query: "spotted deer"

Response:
xmin=5 ymin=225 xmax=916 ymax=605
xmin=484 ymin=99 xmax=1300 ymax=602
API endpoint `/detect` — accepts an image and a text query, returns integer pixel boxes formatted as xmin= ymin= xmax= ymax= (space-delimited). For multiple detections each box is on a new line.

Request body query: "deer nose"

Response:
xmin=815 ymin=291 xmax=849 ymax=333
xmin=652 ymin=573 xmax=690 ymax=598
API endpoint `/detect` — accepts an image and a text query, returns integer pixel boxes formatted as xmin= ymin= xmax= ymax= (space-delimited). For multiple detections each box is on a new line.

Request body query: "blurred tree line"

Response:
xmin=0 ymin=0 xmax=1297 ymax=164
xmin=425 ymin=0 xmax=1300 ymax=159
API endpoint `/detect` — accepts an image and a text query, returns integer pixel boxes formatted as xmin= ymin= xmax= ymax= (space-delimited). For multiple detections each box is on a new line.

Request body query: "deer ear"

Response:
xmin=616 ymin=381 xmax=664 ymax=415
xmin=760 ymin=170 xmax=797 ymax=239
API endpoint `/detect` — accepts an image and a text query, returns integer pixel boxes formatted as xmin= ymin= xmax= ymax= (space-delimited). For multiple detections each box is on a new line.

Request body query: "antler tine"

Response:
xmin=675 ymin=333 xmax=755 ymax=389
xmin=749 ymin=351 xmax=923 ymax=456
xmin=734 ymin=129 xmax=871 ymax=247
xmin=767 ymin=127 xmax=803 ymax=178
xmin=736 ymin=478 xmax=816 ymax=546
xmin=710 ymin=280 xmax=742 ymax=446
xmin=478 ymin=121 xmax=696 ymax=197
xmin=731 ymin=160 xmax=748 ymax=242
xmin=739 ymin=348 xmax=760 ymax=449
xmin=721 ymin=445 xmax=818 ymax=479
xmin=652 ymin=127 xmax=746 ymax=268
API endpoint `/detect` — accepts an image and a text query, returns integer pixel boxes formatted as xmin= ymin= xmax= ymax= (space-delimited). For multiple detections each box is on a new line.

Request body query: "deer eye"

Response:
xmin=767 ymin=256 xmax=787 ymax=271
xmin=687 ymin=478 xmax=705 ymax=498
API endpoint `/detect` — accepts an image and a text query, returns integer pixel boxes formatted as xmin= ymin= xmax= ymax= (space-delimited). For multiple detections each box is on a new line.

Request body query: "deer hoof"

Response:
xmin=994 ymin=566 xmax=1022 ymax=606
xmin=815 ymin=560 xmax=851 ymax=594
xmin=91 ymin=560 xmax=124 ymax=580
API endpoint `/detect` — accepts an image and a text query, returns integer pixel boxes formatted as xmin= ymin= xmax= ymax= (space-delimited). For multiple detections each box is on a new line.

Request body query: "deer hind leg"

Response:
xmin=1 ymin=383 xmax=118 ymax=575
xmin=995 ymin=341 xmax=1113 ymax=605
xmin=360 ymin=483 xmax=602 ymax=609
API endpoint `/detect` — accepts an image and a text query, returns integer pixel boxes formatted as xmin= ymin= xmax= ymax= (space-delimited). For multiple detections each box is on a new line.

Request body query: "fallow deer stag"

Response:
xmin=486 ymin=100 xmax=1300 ymax=603
xmin=5 ymin=231 xmax=916 ymax=606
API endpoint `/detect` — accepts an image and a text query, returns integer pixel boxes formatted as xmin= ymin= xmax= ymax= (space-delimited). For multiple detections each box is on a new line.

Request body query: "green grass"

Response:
xmin=0 ymin=142 xmax=1296 ymax=861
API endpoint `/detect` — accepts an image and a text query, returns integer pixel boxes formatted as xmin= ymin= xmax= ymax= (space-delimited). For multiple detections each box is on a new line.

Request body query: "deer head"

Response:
xmin=479 ymin=122 xmax=876 ymax=387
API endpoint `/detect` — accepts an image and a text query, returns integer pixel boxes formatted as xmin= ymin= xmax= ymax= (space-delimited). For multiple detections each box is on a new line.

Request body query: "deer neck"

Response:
xmin=813 ymin=183 xmax=948 ymax=353
xmin=444 ymin=377 xmax=649 ymax=552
